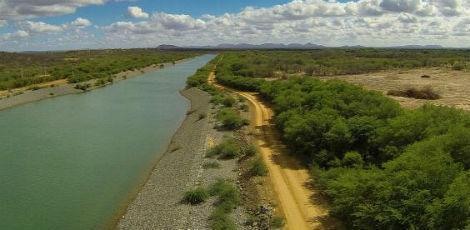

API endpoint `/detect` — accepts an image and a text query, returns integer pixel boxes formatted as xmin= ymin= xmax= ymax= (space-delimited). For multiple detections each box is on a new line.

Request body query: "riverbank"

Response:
xmin=0 ymin=58 xmax=188 ymax=111
xmin=117 ymin=87 xmax=247 ymax=229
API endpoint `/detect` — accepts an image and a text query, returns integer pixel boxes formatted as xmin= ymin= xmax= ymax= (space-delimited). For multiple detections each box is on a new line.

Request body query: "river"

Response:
xmin=0 ymin=54 xmax=215 ymax=229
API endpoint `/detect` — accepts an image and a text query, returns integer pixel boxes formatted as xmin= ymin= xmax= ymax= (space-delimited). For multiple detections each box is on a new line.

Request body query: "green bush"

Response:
xmin=208 ymin=179 xmax=240 ymax=230
xmin=209 ymin=208 xmax=236 ymax=230
xmin=206 ymin=139 xmax=240 ymax=159
xmin=183 ymin=187 xmax=209 ymax=205
xmin=243 ymin=144 xmax=257 ymax=156
xmin=216 ymin=108 xmax=248 ymax=130
xmin=271 ymin=216 xmax=285 ymax=228
xmin=222 ymin=96 xmax=237 ymax=107
xmin=250 ymin=157 xmax=268 ymax=176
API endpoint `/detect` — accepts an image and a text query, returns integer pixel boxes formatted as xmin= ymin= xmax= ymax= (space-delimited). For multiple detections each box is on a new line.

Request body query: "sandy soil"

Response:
xmin=321 ymin=68 xmax=470 ymax=110
xmin=209 ymin=72 xmax=338 ymax=230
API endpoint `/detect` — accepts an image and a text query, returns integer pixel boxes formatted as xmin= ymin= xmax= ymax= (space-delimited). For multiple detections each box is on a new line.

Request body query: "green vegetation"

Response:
xmin=209 ymin=179 xmax=241 ymax=230
xmin=270 ymin=216 xmax=285 ymax=228
xmin=216 ymin=49 xmax=470 ymax=80
xmin=183 ymin=187 xmax=209 ymax=205
xmin=213 ymin=51 xmax=470 ymax=229
xmin=0 ymin=49 xmax=199 ymax=90
xmin=250 ymin=157 xmax=268 ymax=176
xmin=186 ymin=62 xmax=214 ymax=88
xmin=242 ymin=144 xmax=257 ymax=157
xmin=216 ymin=108 xmax=248 ymax=130
xmin=206 ymin=138 xmax=241 ymax=159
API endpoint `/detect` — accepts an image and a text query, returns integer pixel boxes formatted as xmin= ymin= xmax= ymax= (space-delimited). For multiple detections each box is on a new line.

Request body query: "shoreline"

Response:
xmin=0 ymin=58 xmax=191 ymax=111
xmin=105 ymin=87 xmax=197 ymax=229
xmin=116 ymin=87 xmax=214 ymax=229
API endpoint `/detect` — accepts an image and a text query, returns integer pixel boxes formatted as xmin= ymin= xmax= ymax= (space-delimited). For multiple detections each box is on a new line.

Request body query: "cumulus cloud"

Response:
xmin=2 ymin=0 xmax=470 ymax=50
xmin=71 ymin=17 xmax=92 ymax=27
xmin=0 ymin=30 xmax=29 ymax=42
xmin=0 ymin=0 xmax=107 ymax=20
xmin=21 ymin=21 xmax=64 ymax=33
xmin=127 ymin=6 xmax=149 ymax=19
xmin=101 ymin=0 xmax=469 ymax=48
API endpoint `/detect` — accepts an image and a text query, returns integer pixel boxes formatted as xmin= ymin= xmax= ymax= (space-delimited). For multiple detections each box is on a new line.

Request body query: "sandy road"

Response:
xmin=208 ymin=71 xmax=332 ymax=229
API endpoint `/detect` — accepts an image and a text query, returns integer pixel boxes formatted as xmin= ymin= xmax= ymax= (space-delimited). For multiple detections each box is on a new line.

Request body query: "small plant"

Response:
xmin=216 ymin=108 xmax=249 ymax=130
xmin=198 ymin=113 xmax=207 ymax=120
xmin=206 ymin=139 xmax=240 ymax=159
xmin=250 ymin=157 xmax=268 ymax=176
xmin=49 ymin=92 xmax=54 ymax=96
xmin=243 ymin=144 xmax=257 ymax=156
xmin=183 ymin=187 xmax=209 ymax=205
xmin=222 ymin=96 xmax=236 ymax=107
xmin=421 ymin=75 xmax=431 ymax=78
xmin=203 ymin=161 xmax=220 ymax=169
xmin=209 ymin=179 xmax=240 ymax=210
xmin=209 ymin=208 xmax=236 ymax=230
xmin=270 ymin=216 xmax=285 ymax=228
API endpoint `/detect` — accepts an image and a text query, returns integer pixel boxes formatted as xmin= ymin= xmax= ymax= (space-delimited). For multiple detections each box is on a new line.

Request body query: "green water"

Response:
xmin=0 ymin=55 xmax=214 ymax=229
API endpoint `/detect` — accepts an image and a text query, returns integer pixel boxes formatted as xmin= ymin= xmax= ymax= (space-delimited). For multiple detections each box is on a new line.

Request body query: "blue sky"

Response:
xmin=42 ymin=0 xmax=293 ymax=27
xmin=0 ymin=0 xmax=468 ymax=51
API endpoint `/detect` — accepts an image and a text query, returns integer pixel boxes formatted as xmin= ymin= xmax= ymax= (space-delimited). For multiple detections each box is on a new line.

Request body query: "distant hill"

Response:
xmin=389 ymin=45 xmax=444 ymax=49
xmin=155 ymin=43 xmax=452 ymax=50
xmin=156 ymin=44 xmax=180 ymax=50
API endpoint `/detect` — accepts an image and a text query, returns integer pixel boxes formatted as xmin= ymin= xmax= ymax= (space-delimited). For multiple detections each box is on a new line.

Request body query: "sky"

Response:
xmin=0 ymin=0 xmax=469 ymax=51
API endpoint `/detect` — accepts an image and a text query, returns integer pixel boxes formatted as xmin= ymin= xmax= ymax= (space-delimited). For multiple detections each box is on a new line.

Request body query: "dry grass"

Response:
xmin=321 ymin=68 xmax=470 ymax=110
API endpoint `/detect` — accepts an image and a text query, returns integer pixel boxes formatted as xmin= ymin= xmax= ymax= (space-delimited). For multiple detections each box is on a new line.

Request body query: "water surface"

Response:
xmin=0 ymin=54 xmax=214 ymax=229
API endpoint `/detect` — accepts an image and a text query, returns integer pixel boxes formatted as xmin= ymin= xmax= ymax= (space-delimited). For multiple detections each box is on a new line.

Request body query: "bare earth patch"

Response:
xmin=321 ymin=68 xmax=470 ymax=110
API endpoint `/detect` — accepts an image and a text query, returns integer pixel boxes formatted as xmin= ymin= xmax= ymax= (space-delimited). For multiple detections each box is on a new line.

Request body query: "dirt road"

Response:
xmin=208 ymin=71 xmax=333 ymax=229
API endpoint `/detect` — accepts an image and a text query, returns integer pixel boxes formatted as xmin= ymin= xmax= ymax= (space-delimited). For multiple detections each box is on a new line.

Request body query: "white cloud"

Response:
xmin=0 ymin=0 xmax=107 ymax=20
xmin=71 ymin=17 xmax=92 ymax=27
xmin=0 ymin=30 xmax=29 ymax=42
xmin=21 ymin=21 xmax=64 ymax=33
xmin=2 ymin=0 xmax=470 ymax=50
xmin=127 ymin=6 xmax=149 ymax=19
xmin=100 ymin=0 xmax=469 ymax=48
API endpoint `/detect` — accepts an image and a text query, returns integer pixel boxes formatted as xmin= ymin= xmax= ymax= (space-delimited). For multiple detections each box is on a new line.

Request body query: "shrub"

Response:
xmin=222 ymin=96 xmax=236 ymax=107
xmin=209 ymin=208 xmax=236 ymax=230
xmin=250 ymin=157 xmax=268 ymax=176
xmin=271 ymin=216 xmax=285 ymax=228
xmin=243 ymin=144 xmax=257 ymax=156
xmin=208 ymin=179 xmax=240 ymax=230
xmin=209 ymin=179 xmax=240 ymax=211
xmin=206 ymin=139 xmax=240 ymax=159
xmin=183 ymin=187 xmax=209 ymax=205
xmin=216 ymin=108 xmax=248 ymax=130
xmin=387 ymin=86 xmax=441 ymax=100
